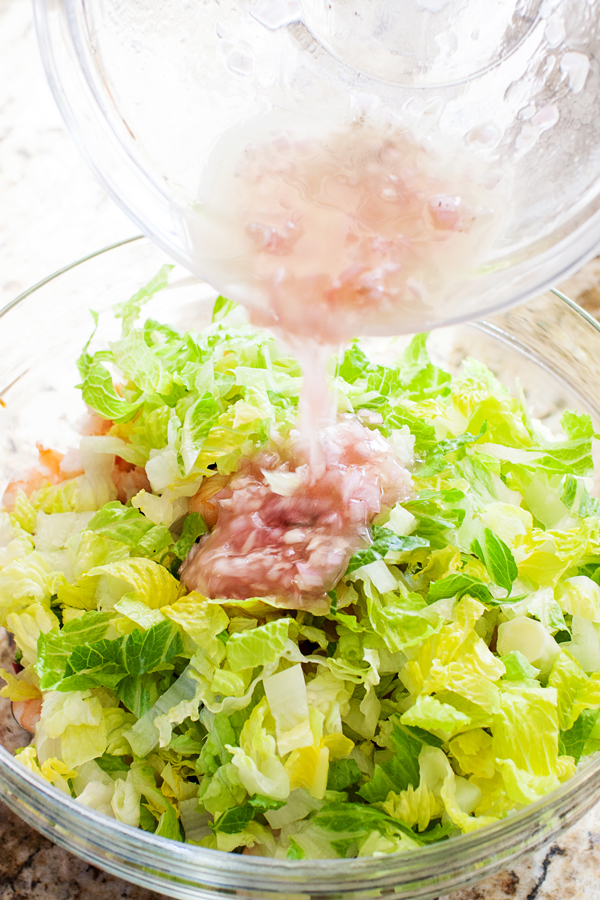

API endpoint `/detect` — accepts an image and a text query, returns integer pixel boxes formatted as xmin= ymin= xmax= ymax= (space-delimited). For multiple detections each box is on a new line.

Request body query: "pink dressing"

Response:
xmin=180 ymin=417 xmax=412 ymax=607
xmin=191 ymin=119 xmax=501 ymax=343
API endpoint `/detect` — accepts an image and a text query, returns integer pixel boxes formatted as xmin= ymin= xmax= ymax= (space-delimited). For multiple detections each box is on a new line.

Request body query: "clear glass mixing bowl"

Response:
xmin=2 ymin=236 xmax=600 ymax=899
xmin=33 ymin=0 xmax=600 ymax=331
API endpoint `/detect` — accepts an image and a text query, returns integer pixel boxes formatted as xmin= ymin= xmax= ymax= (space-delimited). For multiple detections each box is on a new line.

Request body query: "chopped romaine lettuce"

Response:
xmin=3 ymin=274 xmax=600 ymax=859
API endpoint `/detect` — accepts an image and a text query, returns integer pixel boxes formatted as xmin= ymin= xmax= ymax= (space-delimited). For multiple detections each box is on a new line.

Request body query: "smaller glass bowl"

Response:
xmin=2 ymin=236 xmax=600 ymax=900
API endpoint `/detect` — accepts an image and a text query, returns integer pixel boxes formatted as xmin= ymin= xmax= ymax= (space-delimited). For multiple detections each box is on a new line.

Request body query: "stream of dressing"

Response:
xmin=180 ymin=115 xmax=504 ymax=606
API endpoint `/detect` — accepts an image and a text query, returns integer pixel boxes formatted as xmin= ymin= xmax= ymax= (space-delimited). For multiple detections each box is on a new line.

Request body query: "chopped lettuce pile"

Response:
xmin=3 ymin=271 xmax=600 ymax=858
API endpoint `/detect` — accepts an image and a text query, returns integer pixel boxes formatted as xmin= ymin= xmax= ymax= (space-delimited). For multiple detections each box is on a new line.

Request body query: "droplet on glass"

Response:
xmin=227 ymin=51 xmax=253 ymax=76
xmin=467 ymin=122 xmax=502 ymax=147
xmin=532 ymin=104 xmax=560 ymax=130
xmin=544 ymin=14 xmax=565 ymax=48
xmin=560 ymin=51 xmax=590 ymax=94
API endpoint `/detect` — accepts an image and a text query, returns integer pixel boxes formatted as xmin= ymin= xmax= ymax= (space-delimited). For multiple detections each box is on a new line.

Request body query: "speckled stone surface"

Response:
xmin=3 ymin=0 xmax=600 ymax=897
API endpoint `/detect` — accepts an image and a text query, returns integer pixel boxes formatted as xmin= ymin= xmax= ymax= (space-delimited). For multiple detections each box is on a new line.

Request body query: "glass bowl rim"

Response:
xmin=2 ymin=739 xmax=600 ymax=880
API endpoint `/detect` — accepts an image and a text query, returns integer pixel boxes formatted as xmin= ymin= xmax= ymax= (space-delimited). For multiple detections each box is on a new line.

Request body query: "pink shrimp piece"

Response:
xmin=112 ymin=457 xmax=152 ymax=504
xmin=12 ymin=698 xmax=42 ymax=734
xmin=1 ymin=443 xmax=77 ymax=510
xmin=3 ymin=471 xmax=54 ymax=510
xmin=188 ymin=473 xmax=231 ymax=530
xmin=36 ymin=444 xmax=64 ymax=477
xmin=78 ymin=408 xmax=113 ymax=437
xmin=77 ymin=406 xmax=114 ymax=437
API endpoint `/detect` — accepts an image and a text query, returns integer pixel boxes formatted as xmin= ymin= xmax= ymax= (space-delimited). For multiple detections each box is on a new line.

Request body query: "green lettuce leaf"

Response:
xmin=312 ymin=800 xmax=419 ymax=843
xmin=36 ymin=611 xmax=115 ymax=688
xmin=393 ymin=334 xmax=451 ymax=401
xmin=401 ymin=695 xmax=471 ymax=741
xmin=471 ymin=527 xmax=518 ymax=594
xmin=500 ymin=650 xmax=540 ymax=682
xmin=124 ymin=664 xmax=201 ymax=757
xmin=180 ymin=394 xmax=221 ymax=473
xmin=428 ymin=573 xmax=493 ymax=605
xmin=113 ymin=264 xmax=174 ymax=335
xmin=88 ymin=557 xmax=182 ymax=609
xmin=173 ymin=512 xmax=207 ymax=560
xmin=226 ymin=619 xmax=290 ymax=672
xmin=37 ymin=619 xmax=183 ymax=691
xmin=87 ymin=502 xmax=173 ymax=559
xmin=212 ymin=295 xmax=238 ymax=323
xmin=385 ymin=407 xmax=437 ymax=456
xmin=346 ymin=527 xmax=428 ymax=575
xmin=363 ymin=585 xmax=439 ymax=652
xmin=212 ymin=804 xmax=255 ymax=834
xmin=327 ymin=759 xmax=362 ymax=793
xmin=226 ymin=699 xmax=290 ymax=801
xmin=493 ymin=683 xmax=561 ymax=779
xmin=110 ymin=330 xmax=173 ymax=396
xmin=559 ymin=708 xmax=600 ymax=762
xmin=338 ymin=343 xmax=371 ymax=385
xmin=115 ymin=671 xmax=165 ymax=718
xmin=78 ymin=360 xmax=143 ymax=424
xmin=402 ymin=491 xmax=465 ymax=545
xmin=358 ymin=720 xmax=422 ymax=803
xmin=418 ymin=424 xmax=487 ymax=479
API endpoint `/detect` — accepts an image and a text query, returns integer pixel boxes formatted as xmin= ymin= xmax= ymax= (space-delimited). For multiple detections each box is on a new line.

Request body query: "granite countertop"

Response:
xmin=2 ymin=0 xmax=600 ymax=897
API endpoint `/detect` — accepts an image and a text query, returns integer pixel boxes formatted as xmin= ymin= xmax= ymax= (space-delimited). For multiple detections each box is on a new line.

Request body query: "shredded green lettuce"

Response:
xmin=3 ymin=270 xmax=600 ymax=858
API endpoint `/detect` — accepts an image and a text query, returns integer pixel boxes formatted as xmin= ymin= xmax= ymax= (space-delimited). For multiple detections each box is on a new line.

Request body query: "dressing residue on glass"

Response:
xmin=180 ymin=113 xmax=503 ymax=606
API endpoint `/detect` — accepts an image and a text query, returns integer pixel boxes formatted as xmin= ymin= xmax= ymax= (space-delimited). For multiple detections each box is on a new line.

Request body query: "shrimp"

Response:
xmin=78 ymin=408 xmax=113 ymax=437
xmin=2 ymin=444 xmax=66 ymax=510
xmin=188 ymin=472 xmax=231 ymax=529
xmin=12 ymin=698 xmax=42 ymax=734
xmin=3 ymin=471 xmax=54 ymax=510
xmin=112 ymin=457 xmax=152 ymax=504
xmin=1 ymin=441 xmax=86 ymax=511
xmin=36 ymin=444 xmax=64 ymax=477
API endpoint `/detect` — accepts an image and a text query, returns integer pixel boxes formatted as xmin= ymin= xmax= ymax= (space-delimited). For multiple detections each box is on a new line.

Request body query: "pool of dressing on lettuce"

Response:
xmin=181 ymin=118 xmax=503 ymax=607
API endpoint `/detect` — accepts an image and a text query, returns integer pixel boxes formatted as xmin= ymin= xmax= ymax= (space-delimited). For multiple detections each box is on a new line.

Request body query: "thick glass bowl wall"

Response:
xmin=1 ymin=238 xmax=600 ymax=899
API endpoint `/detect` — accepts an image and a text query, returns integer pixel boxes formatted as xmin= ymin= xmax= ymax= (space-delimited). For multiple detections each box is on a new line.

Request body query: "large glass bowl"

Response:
xmin=2 ymin=236 xmax=600 ymax=899
xmin=33 ymin=0 xmax=600 ymax=331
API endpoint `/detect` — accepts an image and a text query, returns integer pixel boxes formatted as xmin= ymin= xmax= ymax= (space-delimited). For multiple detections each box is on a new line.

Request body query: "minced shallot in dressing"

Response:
xmin=180 ymin=417 xmax=411 ymax=607
xmin=188 ymin=117 xmax=501 ymax=343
